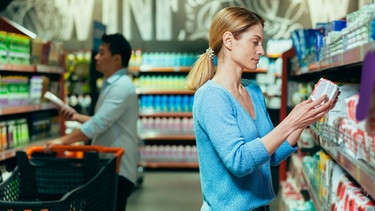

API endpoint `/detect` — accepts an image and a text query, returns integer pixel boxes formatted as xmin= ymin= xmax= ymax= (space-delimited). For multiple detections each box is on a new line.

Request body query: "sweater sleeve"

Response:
xmin=194 ymin=86 xmax=270 ymax=177
xmin=247 ymin=80 xmax=297 ymax=165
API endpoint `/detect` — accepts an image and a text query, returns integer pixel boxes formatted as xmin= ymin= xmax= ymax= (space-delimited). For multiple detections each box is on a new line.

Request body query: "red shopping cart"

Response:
xmin=0 ymin=145 xmax=124 ymax=211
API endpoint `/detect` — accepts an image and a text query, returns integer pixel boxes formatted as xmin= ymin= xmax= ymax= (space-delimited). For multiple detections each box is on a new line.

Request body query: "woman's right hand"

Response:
xmin=287 ymin=94 xmax=334 ymax=130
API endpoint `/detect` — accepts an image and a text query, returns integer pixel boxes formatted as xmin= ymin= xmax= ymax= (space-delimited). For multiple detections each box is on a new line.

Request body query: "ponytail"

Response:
xmin=185 ymin=50 xmax=216 ymax=90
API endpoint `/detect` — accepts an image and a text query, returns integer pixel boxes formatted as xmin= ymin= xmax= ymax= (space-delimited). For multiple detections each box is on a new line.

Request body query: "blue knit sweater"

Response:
xmin=193 ymin=80 xmax=297 ymax=211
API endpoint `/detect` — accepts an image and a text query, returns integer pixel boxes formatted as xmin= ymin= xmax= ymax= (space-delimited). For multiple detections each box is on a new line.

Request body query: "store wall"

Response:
xmin=0 ymin=0 xmax=365 ymax=53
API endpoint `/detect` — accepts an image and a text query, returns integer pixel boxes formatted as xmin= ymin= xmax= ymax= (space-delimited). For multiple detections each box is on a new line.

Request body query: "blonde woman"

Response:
xmin=186 ymin=7 xmax=337 ymax=211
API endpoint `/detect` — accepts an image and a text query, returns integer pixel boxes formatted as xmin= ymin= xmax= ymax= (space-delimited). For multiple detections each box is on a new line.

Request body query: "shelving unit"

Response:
xmin=130 ymin=65 xmax=197 ymax=169
xmin=310 ymin=123 xmax=375 ymax=200
xmin=0 ymin=64 xmax=65 ymax=162
xmin=281 ymin=40 xmax=375 ymax=208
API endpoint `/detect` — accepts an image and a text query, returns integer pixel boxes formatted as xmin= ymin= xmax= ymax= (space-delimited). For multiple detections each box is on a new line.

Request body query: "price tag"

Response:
xmin=339 ymin=154 xmax=345 ymax=164
xmin=356 ymin=165 xmax=361 ymax=182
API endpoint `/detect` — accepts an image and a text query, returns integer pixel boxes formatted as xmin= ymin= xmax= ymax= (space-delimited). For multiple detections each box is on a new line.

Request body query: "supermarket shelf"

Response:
xmin=301 ymin=167 xmax=327 ymax=211
xmin=139 ymin=112 xmax=192 ymax=118
xmin=310 ymin=123 xmax=375 ymax=199
xmin=130 ymin=66 xmax=268 ymax=74
xmin=320 ymin=140 xmax=375 ymax=200
xmin=140 ymin=133 xmax=195 ymax=141
xmin=0 ymin=103 xmax=57 ymax=115
xmin=0 ymin=64 xmax=65 ymax=74
xmin=0 ymin=64 xmax=35 ymax=72
xmin=136 ymin=89 xmax=195 ymax=95
xmin=292 ymin=41 xmax=375 ymax=76
xmin=36 ymin=64 xmax=65 ymax=74
xmin=141 ymin=161 xmax=199 ymax=169
xmin=0 ymin=138 xmax=57 ymax=161
xmin=129 ymin=66 xmax=191 ymax=73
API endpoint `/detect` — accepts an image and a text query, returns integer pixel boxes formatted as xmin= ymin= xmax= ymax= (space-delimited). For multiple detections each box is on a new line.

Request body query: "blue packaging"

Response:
xmin=331 ymin=20 xmax=346 ymax=31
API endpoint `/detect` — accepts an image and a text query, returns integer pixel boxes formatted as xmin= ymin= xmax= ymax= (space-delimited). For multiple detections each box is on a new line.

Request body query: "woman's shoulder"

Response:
xmin=196 ymin=80 xmax=225 ymax=94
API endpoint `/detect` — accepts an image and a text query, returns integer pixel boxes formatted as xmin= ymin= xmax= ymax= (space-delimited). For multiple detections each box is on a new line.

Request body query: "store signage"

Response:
xmin=1 ymin=0 xmax=358 ymax=42
xmin=307 ymin=0 xmax=351 ymax=27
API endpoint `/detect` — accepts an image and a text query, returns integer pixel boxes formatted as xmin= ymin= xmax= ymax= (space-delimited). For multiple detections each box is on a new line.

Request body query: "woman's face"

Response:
xmin=230 ymin=23 xmax=265 ymax=71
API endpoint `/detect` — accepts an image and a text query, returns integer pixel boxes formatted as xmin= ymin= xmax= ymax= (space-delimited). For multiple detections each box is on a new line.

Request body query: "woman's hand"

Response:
xmin=286 ymin=94 xmax=335 ymax=130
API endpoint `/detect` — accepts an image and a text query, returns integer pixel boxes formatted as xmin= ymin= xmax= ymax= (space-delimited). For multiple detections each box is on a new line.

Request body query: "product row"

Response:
xmin=291 ymin=3 xmax=375 ymax=71
xmin=139 ymin=94 xmax=194 ymax=113
xmin=139 ymin=144 xmax=198 ymax=163
xmin=133 ymin=75 xmax=189 ymax=91
xmin=0 ymin=75 xmax=60 ymax=108
xmin=280 ymin=150 xmax=375 ymax=211
xmin=129 ymin=50 xmax=199 ymax=68
xmin=303 ymin=150 xmax=375 ymax=211
xmin=0 ymin=30 xmax=64 ymax=67
xmin=138 ymin=117 xmax=194 ymax=135
xmin=0 ymin=112 xmax=60 ymax=152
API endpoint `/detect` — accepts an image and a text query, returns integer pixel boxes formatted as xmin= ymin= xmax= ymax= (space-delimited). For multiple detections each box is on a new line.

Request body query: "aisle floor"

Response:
xmin=127 ymin=171 xmax=279 ymax=211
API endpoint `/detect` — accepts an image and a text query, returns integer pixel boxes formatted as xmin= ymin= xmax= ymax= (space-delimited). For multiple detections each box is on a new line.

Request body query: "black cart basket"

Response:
xmin=0 ymin=145 xmax=124 ymax=211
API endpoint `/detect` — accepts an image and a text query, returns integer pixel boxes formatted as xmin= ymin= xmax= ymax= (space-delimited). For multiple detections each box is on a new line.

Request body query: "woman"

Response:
xmin=186 ymin=6 xmax=336 ymax=211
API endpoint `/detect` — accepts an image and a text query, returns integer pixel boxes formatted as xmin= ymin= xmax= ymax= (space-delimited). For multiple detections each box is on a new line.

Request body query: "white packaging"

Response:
xmin=311 ymin=78 xmax=340 ymax=105
xmin=44 ymin=91 xmax=65 ymax=107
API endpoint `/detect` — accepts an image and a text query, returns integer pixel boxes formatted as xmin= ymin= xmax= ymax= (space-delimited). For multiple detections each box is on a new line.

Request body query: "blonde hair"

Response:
xmin=185 ymin=7 xmax=265 ymax=90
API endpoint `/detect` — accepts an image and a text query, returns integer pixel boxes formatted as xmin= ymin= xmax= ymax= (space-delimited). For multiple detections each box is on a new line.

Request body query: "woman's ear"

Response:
xmin=223 ymin=31 xmax=233 ymax=50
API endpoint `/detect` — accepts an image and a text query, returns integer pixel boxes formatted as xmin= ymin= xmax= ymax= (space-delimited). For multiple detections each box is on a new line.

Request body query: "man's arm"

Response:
xmin=44 ymin=129 xmax=89 ymax=153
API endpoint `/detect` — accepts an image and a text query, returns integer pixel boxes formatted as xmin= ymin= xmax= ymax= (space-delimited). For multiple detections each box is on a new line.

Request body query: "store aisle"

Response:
xmin=127 ymin=171 xmax=202 ymax=211
xmin=127 ymin=171 xmax=280 ymax=211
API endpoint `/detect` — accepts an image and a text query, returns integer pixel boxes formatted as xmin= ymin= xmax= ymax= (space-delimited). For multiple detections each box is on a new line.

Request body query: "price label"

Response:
xmin=339 ymin=154 xmax=345 ymax=164
xmin=356 ymin=165 xmax=361 ymax=182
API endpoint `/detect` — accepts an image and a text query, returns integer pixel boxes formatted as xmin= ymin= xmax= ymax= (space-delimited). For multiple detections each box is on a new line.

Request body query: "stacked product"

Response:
xmin=0 ymin=118 xmax=29 ymax=151
xmin=0 ymin=31 xmax=30 ymax=65
xmin=138 ymin=117 xmax=194 ymax=136
xmin=302 ymin=151 xmax=375 ymax=211
xmin=134 ymin=74 xmax=189 ymax=91
xmin=139 ymin=144 xmax=198 ymax=164
xmin=139 ymin=94 xmax=194 ymax=113
xmin=290 ymin=3 xmax=375 ymax=71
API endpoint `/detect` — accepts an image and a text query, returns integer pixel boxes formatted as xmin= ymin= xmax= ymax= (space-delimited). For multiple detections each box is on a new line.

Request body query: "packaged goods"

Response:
xmin=311 ymin=78 xmax=340 ymax=105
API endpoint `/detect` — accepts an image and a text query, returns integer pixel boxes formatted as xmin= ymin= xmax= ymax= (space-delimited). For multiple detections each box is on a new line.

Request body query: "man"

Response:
xmin=46 ymin=33 xmax=139 ymax=211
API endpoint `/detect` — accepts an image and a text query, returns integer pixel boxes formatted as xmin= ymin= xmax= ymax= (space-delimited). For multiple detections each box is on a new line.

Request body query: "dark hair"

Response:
xmin=101 ymin=33 xmax=132 ymax=67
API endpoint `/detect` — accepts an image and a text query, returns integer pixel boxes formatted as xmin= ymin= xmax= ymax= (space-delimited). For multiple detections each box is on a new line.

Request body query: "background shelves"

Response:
xmin=140 ymin=162 xmax=199 ymax=169
xmin=0 ymin=103 xmax=57 ymax=115
xmin=136 ymin=89 xmax=195 ymax=95
xmin=0 ymin=64 xmax=65 ymax=74
xmin=139 ymin=112 xmax=192 ymax=118
xmin=141 ymin=134 xmax=195 ymax=141
xmin=129 ymin=66 xmax=191 ymax=73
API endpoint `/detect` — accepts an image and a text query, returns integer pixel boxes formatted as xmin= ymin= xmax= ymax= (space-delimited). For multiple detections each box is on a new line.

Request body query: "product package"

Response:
xmin=311 ymin=78 xmax=340 ymax=105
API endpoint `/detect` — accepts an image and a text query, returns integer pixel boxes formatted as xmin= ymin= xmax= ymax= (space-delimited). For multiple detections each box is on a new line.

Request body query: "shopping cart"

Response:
xmin=0 ymin=145 xmax=124 ymax=211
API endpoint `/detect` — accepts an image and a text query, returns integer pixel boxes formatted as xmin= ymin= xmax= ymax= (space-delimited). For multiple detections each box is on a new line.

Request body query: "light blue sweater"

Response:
xmin=193 ymin=79 xmax=296 ymax=211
